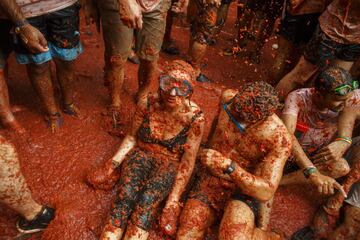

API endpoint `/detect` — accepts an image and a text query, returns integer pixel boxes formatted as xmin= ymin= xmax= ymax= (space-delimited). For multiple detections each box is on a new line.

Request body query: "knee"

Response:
xmin=178 ymin=199 xmax=214 ymax=233
xmin=330 ymin=158 xmax=350 ymax=178
xmin=108 ymin=55 xmax=126 ymax=69
xmin=29 ymin=62 xmax=50 ymax=75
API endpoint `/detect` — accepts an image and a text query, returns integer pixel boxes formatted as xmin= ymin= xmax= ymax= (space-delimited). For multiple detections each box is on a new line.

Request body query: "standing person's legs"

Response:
xmin=136 ymin=0 xmax=171 ymax=99
xmin=0 ymin=20 xmax=25 ymax=133
xmin=187 ymin=0 xmax=218 ymax=82
xmin=98 ymin=2 xmax=133 ymax=122
xmin=162 ymin=0 xmax=180 ymax=55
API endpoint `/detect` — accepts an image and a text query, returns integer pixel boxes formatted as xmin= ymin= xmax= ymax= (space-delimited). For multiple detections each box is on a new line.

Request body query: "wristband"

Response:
xmin=224 ymin=161 xmax=236 ymax=175
xmin=335 ymin=136 xmax=352 ymax=145
xmin=303 ymin=166 xmax=317 ymax=178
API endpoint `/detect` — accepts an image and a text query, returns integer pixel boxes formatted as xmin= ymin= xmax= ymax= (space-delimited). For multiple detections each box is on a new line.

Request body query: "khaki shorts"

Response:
xmin=187 ymin=0 xmax=218 ymax=45
xmin=98 ymin=0 xmax=171 ymax=62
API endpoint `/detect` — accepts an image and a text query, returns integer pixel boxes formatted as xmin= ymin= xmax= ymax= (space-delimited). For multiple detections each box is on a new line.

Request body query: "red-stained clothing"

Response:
xmin=137 ymin=0 xmax=162 ymax=12
xmin=319 ymin=0 xmax=360 ymax=44
xmin=283 ymin=88 xmax=360 ymax=152
xmin=0 ymin=0 xmax=77 ymax=18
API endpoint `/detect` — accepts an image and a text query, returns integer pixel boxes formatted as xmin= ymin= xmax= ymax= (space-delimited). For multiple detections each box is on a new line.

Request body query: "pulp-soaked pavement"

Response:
xmin=0 ymin=5 xmax=321 ymax=240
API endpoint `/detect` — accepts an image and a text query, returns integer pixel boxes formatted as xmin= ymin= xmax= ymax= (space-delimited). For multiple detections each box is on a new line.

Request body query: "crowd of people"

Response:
xmin=0 ymin=0 xmax=359 ymax=239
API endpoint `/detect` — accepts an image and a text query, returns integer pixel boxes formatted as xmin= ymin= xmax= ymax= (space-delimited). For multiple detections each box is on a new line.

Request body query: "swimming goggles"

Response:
xmin=334 ymin=81 xmax=359 ymax=96
xmin=159 ymin=75 xmax=193 ymax=96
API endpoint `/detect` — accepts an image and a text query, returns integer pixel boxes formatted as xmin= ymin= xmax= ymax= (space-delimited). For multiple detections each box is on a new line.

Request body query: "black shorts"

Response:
xmin=279 ymin=12 xmax=320 ymax=44
xmin=14 ymin=3 xmax=81 ymax=54
xmin=304 ymin=26 xmax=360 ymax=67
xmin=110 ymin=149 xmax=177 ymax=231
xmin=0 ymin=20 xmax=13 ymax=69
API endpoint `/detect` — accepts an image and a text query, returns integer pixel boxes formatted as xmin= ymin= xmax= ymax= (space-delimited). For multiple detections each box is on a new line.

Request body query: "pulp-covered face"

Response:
xmin=159 ymin=74 xmax=193 ymax=108
xmin=321 ymin=92 xmax=352 ymax=112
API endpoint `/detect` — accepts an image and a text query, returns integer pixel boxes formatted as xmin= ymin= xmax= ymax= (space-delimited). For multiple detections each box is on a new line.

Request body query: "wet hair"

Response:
xmin=164 ymin=60 xmax=196 ymax=86
xmin=315 ymin=67 xmax=353 ymax=95
xmin=233 ymin=81 xmax=280 ymax=122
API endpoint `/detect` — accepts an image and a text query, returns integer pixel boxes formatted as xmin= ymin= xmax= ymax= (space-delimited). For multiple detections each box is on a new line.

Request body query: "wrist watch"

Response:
xmin=224 ymin=161 xmax=236 ymax=175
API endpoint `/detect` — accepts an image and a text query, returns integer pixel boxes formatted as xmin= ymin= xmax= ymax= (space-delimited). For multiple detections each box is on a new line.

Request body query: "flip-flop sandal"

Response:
xmin=45 ymin=112 xmax=63 ymax=133
xmin=291 ymin=226 xmax=314 ymax=240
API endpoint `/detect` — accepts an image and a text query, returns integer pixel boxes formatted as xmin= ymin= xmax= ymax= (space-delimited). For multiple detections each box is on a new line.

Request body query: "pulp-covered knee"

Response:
xmin=108 ymin=55 xmax=127 ymax=68
xmin=179 ymin=199 xmax=214 ymax=232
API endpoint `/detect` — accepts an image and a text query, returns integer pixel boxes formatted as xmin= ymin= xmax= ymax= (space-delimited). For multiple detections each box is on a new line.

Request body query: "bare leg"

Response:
xmin=268 ymin=36 xmax=294 ymax=85
xmin=177 ymin=198 xmax=215 ymax=240
xmin=281 ymin=158 xmax=350 ymax=186
xmin=0 ymin=136 xmax=42 ymax=220
xmin=0 ymin=69 xmax=24 ymax=133
xmin=137 ymin=58 xmax=159 ymax=100
xmin=27 ymin=62 xmax=59 ymax=116
xmin=100 ymin=221 xmax=124 ymax=240
xmin=329 ymin=205 xmax=360 ymax=240
xmin=219 ymin=200 xmax=281 ymax=240
xmin=257 ymin=197 xmax=274 ymax=231
xmin=123 ymin=224 xmax=149 ymax=240
xmin=188 ymin=37 xmax=207 ymax=77
xmin=162 ymin=9 xmax=174 ymax=48
xmin=275 ymin=56 xmax=318 ymax=101
xmin=106 ymin=56 xmax=126 ymax=111
xmin=53 ymin=59 xmax=76 ymax=106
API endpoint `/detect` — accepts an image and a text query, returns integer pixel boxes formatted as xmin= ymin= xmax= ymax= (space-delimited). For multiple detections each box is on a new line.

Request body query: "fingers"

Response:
xmin=333 ymin=182 xmax=347 ymax=198
xmin=38 ymin=33 xmax=49 ymax=51
xmin=135 ymin=16 xmax=143 ymax=29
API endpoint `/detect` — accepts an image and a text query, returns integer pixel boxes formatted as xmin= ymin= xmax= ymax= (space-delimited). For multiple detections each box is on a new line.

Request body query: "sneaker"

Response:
xmin=17 ymin=207 xmax=55 ymax=234
xmin=45 ymin=112 xmax=63 ymax=133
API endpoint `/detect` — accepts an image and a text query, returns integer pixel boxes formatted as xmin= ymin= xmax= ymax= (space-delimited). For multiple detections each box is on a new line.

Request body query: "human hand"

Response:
xmin=200 ymin=149 xmax=232 ymax=176
xmin=309 ymin=172 xmax=347 ymax=197
xmin=312 ymin=141 xmax=349 ymax=164
xmin=83 ymin=0 xmax=100 ymax=32
xmin=202 ymin=0 xmax=221 ymax=7
xmin=171 ymin=0 xmax=188 ymax=13
xmin=118 ymin=0 xmax=143 ymax=29
xmin=87 ymin=159 xmax=120 ymax=190
xmin=160 ymin=201 xmax=181 ymax=236
xmin=289 ymin=0 xmax=305 ymax=10
xmin=17 ymin=24 xmax=48 ymax=53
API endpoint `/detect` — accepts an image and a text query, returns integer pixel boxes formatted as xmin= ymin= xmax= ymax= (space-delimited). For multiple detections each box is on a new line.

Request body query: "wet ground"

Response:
xmin=0 ymin=5 xmax=321 ymax=240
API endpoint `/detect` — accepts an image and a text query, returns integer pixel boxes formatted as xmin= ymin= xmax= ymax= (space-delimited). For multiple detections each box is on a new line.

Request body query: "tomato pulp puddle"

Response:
xmin=0 ymin=5 xmax=319 ymax=239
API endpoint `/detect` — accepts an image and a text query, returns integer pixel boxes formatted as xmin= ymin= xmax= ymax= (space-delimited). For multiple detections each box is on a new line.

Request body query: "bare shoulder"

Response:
xmin=258 ymin=114 xmax=292 ymax=142
xmin=221 ymin=89 xmax=238 ymax=103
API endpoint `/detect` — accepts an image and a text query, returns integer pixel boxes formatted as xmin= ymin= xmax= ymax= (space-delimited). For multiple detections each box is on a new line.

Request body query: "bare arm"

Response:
xmin=160 ymin=115 xmax=205 ymax=236
xmin=0 ymin=0 xmax=26 ymax=24
xmin=0 ymin=0 xmax=48 ymax=52
xmin=282 ymin=114 xmax=345 ymax=196
xmin=201 ymin=127 xmax=292 ymax=202
xmin=229 ymin=131 xmax=292 ymax=202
